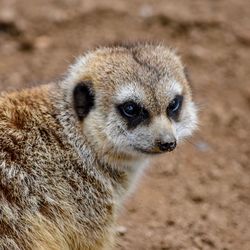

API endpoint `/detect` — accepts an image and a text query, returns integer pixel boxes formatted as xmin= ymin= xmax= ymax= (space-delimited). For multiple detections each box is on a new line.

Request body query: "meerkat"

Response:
xmin=0 ymin=43 xmax=198 ymax=250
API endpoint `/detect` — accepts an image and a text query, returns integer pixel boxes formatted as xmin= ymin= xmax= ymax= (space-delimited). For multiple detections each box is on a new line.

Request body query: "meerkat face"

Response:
xmin=69 ymin=44 xmax=198 ymax=158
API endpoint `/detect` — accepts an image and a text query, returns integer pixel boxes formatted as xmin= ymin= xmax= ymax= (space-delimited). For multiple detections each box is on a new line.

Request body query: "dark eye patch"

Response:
xmin=117 ymin=101 xmax=149 ymax=129
xmin=73 ymin=81 xmax=95 ymax=121
xmin=167 ymin=95 xmax=183 ymax=121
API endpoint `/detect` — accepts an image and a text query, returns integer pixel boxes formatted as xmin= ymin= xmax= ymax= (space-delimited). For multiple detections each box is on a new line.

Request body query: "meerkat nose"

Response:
xmin=158 ymin=140 xmax=177 ymax=152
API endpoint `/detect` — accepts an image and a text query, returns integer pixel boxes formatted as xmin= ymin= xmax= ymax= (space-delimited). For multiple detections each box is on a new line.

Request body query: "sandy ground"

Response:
xmin=0 ymin=0 xmax=249 ymax=249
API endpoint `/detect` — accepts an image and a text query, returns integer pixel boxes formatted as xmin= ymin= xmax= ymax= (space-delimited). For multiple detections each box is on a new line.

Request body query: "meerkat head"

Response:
xmin=62 ymin=43 xmax=198 ymax=162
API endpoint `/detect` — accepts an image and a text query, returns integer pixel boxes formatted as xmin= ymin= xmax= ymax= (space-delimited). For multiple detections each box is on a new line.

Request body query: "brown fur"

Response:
xmin=0 ymin=85 xmax=116 ymax=249
xmin=0 ymin=43 xmax=197 ymax=249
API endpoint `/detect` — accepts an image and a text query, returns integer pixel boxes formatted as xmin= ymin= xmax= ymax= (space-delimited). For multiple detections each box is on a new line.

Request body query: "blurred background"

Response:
xmin=0 ymin=0 xmax=249 ymax=249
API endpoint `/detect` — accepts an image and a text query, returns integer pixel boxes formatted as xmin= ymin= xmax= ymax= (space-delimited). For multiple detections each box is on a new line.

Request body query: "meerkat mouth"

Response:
xmin=134 ymin=147 xmax=175 ymax=155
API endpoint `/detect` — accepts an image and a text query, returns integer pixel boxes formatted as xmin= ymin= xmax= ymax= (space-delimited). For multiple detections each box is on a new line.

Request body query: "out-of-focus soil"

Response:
xmin=0 ymin=0 xmax=249 ymax=249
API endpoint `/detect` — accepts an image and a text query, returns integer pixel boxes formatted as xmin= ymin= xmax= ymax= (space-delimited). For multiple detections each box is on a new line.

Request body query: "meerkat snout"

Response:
xmin=146 ymin=115 xmax=177 ymax=154
xmin=157 ymin=140 xmax=176 ymax=152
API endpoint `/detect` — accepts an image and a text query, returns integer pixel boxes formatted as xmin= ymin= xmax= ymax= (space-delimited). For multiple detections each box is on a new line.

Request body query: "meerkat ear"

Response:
xmin=73 ymin=81 xmax=95 ymax=121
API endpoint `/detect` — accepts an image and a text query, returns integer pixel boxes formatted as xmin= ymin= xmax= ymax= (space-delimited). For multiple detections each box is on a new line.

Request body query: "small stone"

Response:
xmin=189 ymin=45 xmax=208 ymax=59
xmin=139 ymin=4 xmax=154 ymax=18
xmin=116 ymin=226 xmax=127 ymax=236
xmin=35 ymin=36 xmax=51 ymax=50
xmin=0 ymin=9 xmax=16 ymax=23
xmin=195 ymin=141 xmax=210 ymax=152
xmin=209 ymin=168 xmax=222 ymax=180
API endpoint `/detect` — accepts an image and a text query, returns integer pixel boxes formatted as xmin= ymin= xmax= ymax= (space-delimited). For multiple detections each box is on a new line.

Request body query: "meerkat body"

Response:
xmin=0 ymin=43 xmax=197 ymax=250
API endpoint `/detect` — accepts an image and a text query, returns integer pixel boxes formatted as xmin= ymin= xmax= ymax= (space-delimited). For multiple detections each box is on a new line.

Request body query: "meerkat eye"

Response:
xmin=167 ymin=95 xmax=183 ymax=120
xmin=120 ymin=102 xmax=141 ymax=118
xmin=117 ymin=101 xmax=149 ymax=129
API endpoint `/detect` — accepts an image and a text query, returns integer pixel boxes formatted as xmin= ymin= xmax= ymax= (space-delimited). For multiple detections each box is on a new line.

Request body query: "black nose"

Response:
xmin=158 ymin=141 xmax=177 ymax=152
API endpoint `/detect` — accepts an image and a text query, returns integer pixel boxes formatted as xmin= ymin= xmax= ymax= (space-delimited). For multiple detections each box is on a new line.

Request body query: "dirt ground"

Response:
xmin=0 ymin=0 xmax=249 ymax=249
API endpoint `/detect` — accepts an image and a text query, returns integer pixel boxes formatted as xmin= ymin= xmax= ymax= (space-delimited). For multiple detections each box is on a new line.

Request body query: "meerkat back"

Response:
xmin=0 ymin=43 xmax=197 ymax=250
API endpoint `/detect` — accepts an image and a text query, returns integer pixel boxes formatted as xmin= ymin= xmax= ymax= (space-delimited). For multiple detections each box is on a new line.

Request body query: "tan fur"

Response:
xmin=0 ymin=43 xmax=197 ymax=249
